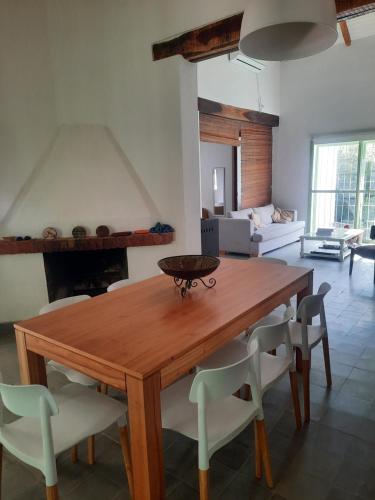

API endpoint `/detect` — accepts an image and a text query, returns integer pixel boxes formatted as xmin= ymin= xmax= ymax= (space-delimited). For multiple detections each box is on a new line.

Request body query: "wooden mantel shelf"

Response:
xmin=0 ymin=232 xmax=174 ymax=256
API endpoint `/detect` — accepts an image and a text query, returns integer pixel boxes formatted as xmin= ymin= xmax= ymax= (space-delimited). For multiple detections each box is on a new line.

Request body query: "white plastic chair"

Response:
xmin=0 ymin=381 xmax=133 ymax=500
xmin=39 ymin=295 xmax=101 ymax=464
xmin=161 ymin=341 xmax=273 ymax=500
xmin=289 ymin=282 xmax=332 ymax=423
xmin=107 ymin=279 xmax=132 ymax=292
xmin=198 ymin=310 xmax=301 ymax=430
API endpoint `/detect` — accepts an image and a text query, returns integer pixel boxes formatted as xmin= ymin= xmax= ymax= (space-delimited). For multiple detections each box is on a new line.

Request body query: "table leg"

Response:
xmin=15 ymin=329 xmax=47 ymax=386
xmin=126 ymin=373 xmax=165 ymax=500
xmin=300 ymin=237 xmax=305 ymax=258
xmin=296 ymin=271 xmax=314 ymax=372
xmin=339 ymin=241 xmax=345 ymax=262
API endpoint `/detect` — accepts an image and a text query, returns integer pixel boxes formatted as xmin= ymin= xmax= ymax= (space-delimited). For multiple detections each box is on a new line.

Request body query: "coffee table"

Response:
xmin=300 ymin=229 xmax=364 ymax=262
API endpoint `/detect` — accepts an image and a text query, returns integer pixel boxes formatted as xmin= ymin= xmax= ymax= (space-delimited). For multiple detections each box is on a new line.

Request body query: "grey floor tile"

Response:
xmin=218 ymin=472 xmax=273 ymax=500
xmin=166 ymin=482 xmax=197 ymax=499
xmin=274 ymin=471 xmax=330 ymax=500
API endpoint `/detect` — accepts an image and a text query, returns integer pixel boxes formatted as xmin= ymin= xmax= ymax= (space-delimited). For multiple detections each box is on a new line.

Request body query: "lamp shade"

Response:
xmin=239 ymin=0 xmax=338 ymax=61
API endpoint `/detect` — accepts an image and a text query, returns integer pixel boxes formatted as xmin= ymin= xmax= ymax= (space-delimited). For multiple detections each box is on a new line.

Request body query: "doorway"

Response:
xmin=199 ymin=142 xmax=240 ymax=218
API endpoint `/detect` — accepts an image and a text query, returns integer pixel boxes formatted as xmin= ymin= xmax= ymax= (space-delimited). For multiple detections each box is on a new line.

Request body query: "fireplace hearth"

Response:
xmin=43 ymin=249 xmax=128 ymax=302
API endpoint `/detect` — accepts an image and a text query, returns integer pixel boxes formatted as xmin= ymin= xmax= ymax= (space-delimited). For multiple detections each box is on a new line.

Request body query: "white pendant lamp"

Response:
xmin=240 ymin=0 xmax=338 ymax=61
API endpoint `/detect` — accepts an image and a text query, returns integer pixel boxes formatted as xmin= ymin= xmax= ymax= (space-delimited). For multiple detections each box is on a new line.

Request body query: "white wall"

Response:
xmin=198 ymin=54 xmax=280 ymax=115
xmin=200 ymin=142 xmax=233 ymax=215
xmin=0 ymin=0 xmax=249 ymax=322
xmin=273 ymin=36 xmax=375 ymax=223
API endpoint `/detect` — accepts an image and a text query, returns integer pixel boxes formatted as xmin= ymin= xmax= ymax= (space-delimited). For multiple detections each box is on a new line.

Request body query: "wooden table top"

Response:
xmin=15 ymin=259 xmax=313 ymax=379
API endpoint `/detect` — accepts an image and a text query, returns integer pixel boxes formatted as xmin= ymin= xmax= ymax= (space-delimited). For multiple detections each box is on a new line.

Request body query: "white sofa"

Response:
xmin=218 ymin=204 xmax=305 ymax=256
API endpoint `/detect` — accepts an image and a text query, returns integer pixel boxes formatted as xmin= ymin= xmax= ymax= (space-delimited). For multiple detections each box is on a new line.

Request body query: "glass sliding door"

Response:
xmin=358 ymin=141 xmax=375 ymax=239
xmin=311 ymin=138 xmax=375 ymax=241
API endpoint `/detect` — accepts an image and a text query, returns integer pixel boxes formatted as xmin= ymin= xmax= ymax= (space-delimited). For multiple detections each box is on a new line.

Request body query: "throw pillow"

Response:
xmin=272 ymin=208 xmax=289 ymax=224
xmin=272 ymin=208 xmax=282 ymax=223
xmin=253 ymin=204 xmax=275 ymax=226
xmin=278 ymin=208 xmax=294 ymax=223
xmin=250 ymin=213 xmax=265 ymax=228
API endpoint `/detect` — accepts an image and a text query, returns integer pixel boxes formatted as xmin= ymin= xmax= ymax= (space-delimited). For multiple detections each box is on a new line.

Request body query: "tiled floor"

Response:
xmin=1 ymin=242 xmax=375 ymax=499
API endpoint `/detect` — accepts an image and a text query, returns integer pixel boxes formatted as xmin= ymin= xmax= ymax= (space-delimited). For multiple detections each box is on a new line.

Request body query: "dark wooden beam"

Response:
xmin=198 ymin=98 xmax=279 ymax=128
xmin=153 ymin=13 xmax=242 ymax=62
xmin=336 ymin=1 xmax=375 ymax=21
xmin=340 ymin=20 xmax=352 ymax=45
xmin=152 ymin=2 xmax=375 ymax=62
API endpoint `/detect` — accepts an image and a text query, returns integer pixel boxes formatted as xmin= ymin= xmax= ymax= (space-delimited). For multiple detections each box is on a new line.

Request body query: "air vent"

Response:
xmin=228 ymin=51 xmax=265 ymax=73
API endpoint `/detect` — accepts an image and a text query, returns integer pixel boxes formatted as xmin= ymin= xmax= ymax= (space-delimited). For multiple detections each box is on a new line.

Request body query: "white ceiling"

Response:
xmin=337 ymin=12 xmax=375 ymax=44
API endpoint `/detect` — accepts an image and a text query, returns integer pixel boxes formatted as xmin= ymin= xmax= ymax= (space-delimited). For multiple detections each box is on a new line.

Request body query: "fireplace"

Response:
xmin=43 ymin=249 xmax=128 ymax=302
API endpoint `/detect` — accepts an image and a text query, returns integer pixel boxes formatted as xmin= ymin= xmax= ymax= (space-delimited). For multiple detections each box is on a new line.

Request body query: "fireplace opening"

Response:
xmin=43 ymin=249 xmax=128 ymax=302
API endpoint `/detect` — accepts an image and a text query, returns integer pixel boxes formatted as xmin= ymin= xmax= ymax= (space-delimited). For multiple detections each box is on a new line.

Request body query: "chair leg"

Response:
xmin=289 ymin=371 xmax=302 ymax=430
xmin=244 ymin=384 xmax=251 ymax=402
xmin=119 ymin=426 xmax=134 ymax=499
xmin=373 ymin=261 xmax=375 ymax=284
xmin=100 ymin=383 xmax=108 ymax=395
xmin=302 ymin=359 xmax=311 ymax=423
xmin=322 ymin=337 xmax=332 ymax=388
xmin=87 ymin=436 xmax=95 ymax=465
xmin=46 ymin=484 xmax=59 ymax=500
xmin=254 ymin=421 xmax=262 ymax=480
xmin=71 ymin=445 xmax=78 ymax=464
xmin=349 ymin=251 xmax=354 ymax=276
xmin=199 ymin=469 xmax=209 ymax=500
xmin=256 ymin=420 xmax=273 ymax=488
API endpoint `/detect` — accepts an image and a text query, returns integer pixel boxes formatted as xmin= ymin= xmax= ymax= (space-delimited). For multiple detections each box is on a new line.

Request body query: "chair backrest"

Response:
xmin=39 ymin=295 xmax=90 ymax=315
xmin=370 ymin=225 xmax=375 ymax=240
xmin=251 ymin=307 xmax=294 ymax=354
xmin=107 ymin=279 xmax=131 ymax=292
xmin=189 ymin=342 xmax=259 ymax=404
xmin=254 ymin=257 xmax=288 ymax=266
xmin=0 ymin=382 xmax=59 ymax=486
xmin=0 ymin=383 xmax=58 ymax=421
xmin=189 ymin=342 xmax=262 ymax=470
xmin=296 ymin=282 xmax=331 ymax=323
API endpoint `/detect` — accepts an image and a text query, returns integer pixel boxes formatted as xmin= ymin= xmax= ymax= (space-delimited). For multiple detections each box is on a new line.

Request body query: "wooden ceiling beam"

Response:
xmin=198 ymin=98 xmax=279 ymax=128
xmin=336 ymin=1 xmax=375 ymax=21
xmin=152 ymin=1 xmax=375 ymax=62
xmin=153 ymin=13 xmax=242 ymax=63
xmin=339 ymin=20 xmax=352 ymax=46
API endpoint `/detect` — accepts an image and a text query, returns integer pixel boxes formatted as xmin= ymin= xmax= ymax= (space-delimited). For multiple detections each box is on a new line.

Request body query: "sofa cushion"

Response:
xmin=252 ymin=221 xmax=305 ymax=243
xmin=253 ymin=204 xmax=275 ymax=226
xmin=250 ymin=212 xmax=265 ymax=228
xmin=228 ymin=208 xmax=253 ymax=219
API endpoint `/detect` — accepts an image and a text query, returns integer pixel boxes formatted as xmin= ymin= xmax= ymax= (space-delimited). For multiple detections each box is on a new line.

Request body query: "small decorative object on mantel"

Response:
xmin=158 ymin=255 xmax=220 ymax=297
xmin=15 ymin=236 xmax=32 ymax=241
xmin=150 ymin=222 xmax=175 ymax=234
xmin=111 ymin=231 xmax=132 ymax=237
xmin=42 ymin=227 xmax=58 ymax=240
xmin=96 ymin=225 xmax=110 ymax=237
xmin=2 ymin=236 xmax=17 ymax=241
xmin=134 ymin=229 xmax=150 ymax=234
xmin=72 ymin=226 xmax=87 ymax=239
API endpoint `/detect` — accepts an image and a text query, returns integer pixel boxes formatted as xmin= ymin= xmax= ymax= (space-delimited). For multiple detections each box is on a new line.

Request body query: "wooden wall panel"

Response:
xmin=199 ymin=113 xmax=240 ymax=146
xmin=240 ymin=125 xmax=273 ymax=208
xmin=199 ymin=106 xmax=275 ymax=210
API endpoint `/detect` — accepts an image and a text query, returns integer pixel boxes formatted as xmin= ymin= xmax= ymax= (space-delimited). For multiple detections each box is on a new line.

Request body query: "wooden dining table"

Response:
xmin=14 ymin=258 xmax=313 ymax=500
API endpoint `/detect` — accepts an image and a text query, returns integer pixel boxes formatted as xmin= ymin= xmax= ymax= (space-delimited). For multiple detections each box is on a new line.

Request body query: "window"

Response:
xmin=310 ymin=138 xmax=375 ymax=240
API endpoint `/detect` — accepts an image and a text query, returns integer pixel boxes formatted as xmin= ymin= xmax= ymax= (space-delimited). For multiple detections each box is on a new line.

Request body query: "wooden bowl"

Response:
xmin=158 ymin=255 xmax=220 ymax=281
